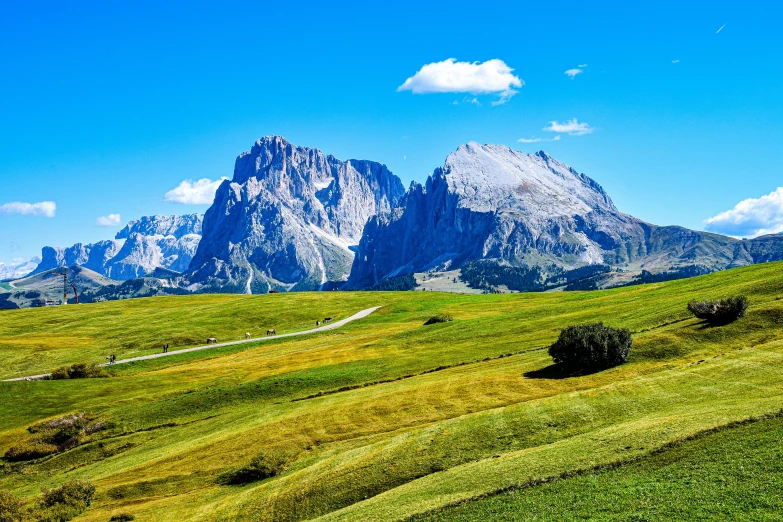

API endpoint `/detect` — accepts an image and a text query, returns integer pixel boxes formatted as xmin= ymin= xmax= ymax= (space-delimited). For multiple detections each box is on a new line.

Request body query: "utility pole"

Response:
xmin=60 ymin=270 xmax=68 ymax=306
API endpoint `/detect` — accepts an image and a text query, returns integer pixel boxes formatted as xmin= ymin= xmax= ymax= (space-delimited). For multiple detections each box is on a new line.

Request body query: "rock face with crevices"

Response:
xmin=30 ymin=214 xmax=203 ymax=280
xmin=186 ymin=136 xmax=405 ymax=293
xmin=347 ymin=142 xmax=783 ymax=289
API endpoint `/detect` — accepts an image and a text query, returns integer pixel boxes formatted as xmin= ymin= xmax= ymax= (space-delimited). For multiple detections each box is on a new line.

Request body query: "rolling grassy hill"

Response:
xmin=1 ymin=262 xmax=782 ymax=520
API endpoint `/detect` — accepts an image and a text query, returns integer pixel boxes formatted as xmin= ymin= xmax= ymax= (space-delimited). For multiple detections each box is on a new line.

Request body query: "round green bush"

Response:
xmin=548 ymin=322 xmax=632 ymax=370
xmin=687 ymin=295 xmax=749 ymax=325
xmin=423 ymin=314 xmax=453 ymax=325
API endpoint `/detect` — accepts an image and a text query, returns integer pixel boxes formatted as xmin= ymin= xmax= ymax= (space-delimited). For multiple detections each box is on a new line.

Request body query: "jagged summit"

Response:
xmin=30 ymin=214 xmax=203 ymax=280
xmin=187 ymin=137 xmax=406 ymax=292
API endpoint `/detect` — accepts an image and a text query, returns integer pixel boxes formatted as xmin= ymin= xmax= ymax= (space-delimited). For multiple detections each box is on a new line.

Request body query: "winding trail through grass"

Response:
xmin=3 ymin=306 xmax=381 ymax=382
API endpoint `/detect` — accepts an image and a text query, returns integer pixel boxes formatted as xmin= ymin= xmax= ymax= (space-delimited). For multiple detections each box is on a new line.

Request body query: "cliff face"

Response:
xmin=187 ymin=136 xmax=405 ymax=292
xmin=31 ymin=214 xmax=203 ymax=280
xmin=347 ymin=142 xmax=779 ymax=288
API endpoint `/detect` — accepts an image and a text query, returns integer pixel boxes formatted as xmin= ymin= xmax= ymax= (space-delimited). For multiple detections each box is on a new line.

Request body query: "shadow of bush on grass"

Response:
xmin=523 ymin=364 xmax=606 ymax=380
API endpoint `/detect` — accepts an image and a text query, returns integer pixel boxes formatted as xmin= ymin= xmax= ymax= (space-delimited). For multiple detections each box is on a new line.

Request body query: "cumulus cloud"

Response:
xmin=543 ymin=118 xmax=594 ymax=136
xmin=0 ymin=201 xmax=56 ymax=217
xmin=398 ymin=58 xmax=523 ymax=104
xmin=517 ymin=136 xmax=561 ymax=143
xmin=96 ymin=213 xmax=122 ymax=227
xmin=564 ymin=68 xmax=583 ymax=79
xmin=704 ymin=187 xmax=783 ymax=238
xmin=164 ymin=177 xmax=227 ymax=204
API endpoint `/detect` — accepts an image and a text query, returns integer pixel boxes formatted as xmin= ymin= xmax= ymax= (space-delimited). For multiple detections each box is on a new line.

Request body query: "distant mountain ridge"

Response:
xmin=186 ymin=136 xmax=405 ymax=292
xmin=30 ymin=214 xmax=203 ymax=280
xmin=347 ymin=142 xmax=783 ymax=289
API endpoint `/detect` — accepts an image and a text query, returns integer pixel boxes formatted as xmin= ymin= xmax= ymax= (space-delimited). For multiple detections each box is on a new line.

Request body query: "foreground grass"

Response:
xmin=421 ymin=413 xmax=783 ymax=521
xmin=0 ymin=262 xmax=782 ymax=520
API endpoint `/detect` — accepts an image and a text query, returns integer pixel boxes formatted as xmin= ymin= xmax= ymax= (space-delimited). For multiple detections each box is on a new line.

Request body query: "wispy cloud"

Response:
xmin=565 ymin=64 xmax=587 ymax=79
xmin=543 ymin=118 xmax=594 ymax=136
xmin=453 ymin=96 xmax=482 ymax=106
xmin=518 ymin=136 xmax=561 ymax=143
xmin=705 ymin=187 xmax=783 ymax=238
xmin=0 ymin=201 xmax=56 ymax=218
xmin=164 ymin=177 xmax=227 ymax=205
xmin=716 ymin=22 xmax=727 ymax=34
xmin=96 ymin=213 xmax=122 ymax=227
xmin=398 ymin=58 xmax=523 ymax=105
xmin=672 ymin=59 xmax=680 ymax=63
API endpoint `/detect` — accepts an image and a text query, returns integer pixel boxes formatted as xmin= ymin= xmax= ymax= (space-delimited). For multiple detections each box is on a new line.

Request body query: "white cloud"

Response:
xmin=164 ymin=177 xmax=227 ymax=204
xmin=96 ymin=213 xmax=122 ymax=227
xmin=517 ymin=135 xmax=561 ymax=143
xmin=564 ymin=68 xmax=583 ymax=79
xmin=0 ymin=201 xmax=56 ymax=218
xmin=705 ymin=187 xmax=783 ymax=238
xmin=672 ymin=59 xmax=680 ymax=63
xmin=578 ymin=64 xmax=588 ymax=68
xmin=398 ymin=58 xmax=523 ymax=104
xmin=543 ymin=118 xmax=594 ymax=136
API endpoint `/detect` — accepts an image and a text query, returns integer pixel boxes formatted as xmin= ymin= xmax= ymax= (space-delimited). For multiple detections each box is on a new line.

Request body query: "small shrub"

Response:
xmin=109 ymin=514 xmax=135 ymax=521
xmin=423 ymin=314 xmax=453 ymax=325
xmin=47 ymin=363 xmax=108 ymax=380
xmin=32 ymin=502 xmax=84 ymax=522
xmin=687 ymin=296 xmax=749 ymax=325
xmin=0 ymin=491 xmax=25 ymax=522
xmin=4 ymin=441 xmax=58 ymax=461
xmin=221 ymin=450 xmax=288 ymax=485
xmin=40 ymin=478 xmax=95 ymax=509
xmin=549 ymin=322 xmax=632 ymax=370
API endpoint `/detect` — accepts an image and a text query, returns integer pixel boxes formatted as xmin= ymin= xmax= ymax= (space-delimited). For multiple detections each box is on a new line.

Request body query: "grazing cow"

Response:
xmin=245 ymin=332 xmax=251 ymax=340
xmin=163 ymin=343 xmax=169 ymax=353
xmin=207 ymin=337 xmax=217 ymax=344
xmin=324 ymin=317 xmax=333 ymax=323
xmin=266 ymin=329 xmax=276 ymax=335
xmin=316 ymin=320 xmax=320 ymax=326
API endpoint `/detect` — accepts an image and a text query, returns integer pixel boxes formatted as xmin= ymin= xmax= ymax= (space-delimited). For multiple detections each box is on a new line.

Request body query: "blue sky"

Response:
xmin=1 ymin=0 xmax=782 ymax=266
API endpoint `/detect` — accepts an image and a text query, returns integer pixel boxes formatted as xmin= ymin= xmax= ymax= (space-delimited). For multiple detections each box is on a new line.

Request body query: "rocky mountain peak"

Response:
xmin=187 ymin=137 xmax=406 ymax=292
xmin=116 ymin=214 xmax=203 ymax=240
xmin=441 ymin=142 xmax=616 ymax=216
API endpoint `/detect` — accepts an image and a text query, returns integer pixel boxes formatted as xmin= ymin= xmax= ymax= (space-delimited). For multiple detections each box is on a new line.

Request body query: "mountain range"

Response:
xmin=29 ymin=214 xmax=203 ymax=280
xmin=185 ymin=136 xmax=405 ymax=292
xmin=347 ymin=142 xmax=783 ymax=289
xmin=8 ymin=136 xmax=783 ymax=302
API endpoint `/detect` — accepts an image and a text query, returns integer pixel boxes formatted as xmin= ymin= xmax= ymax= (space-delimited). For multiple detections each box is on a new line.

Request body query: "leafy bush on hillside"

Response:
xmin=32 ymin=478 xmax=96 ymax=521
xmin=5 ymin=413 xmax=107 ymax=462
xmin=687 ymin=296 xmax=749 ymax=325
xmin=220 ymin=449 xmax=289 ymax=485
xmin=423 ymin=314 xmax=453 ymax=325
xmin=40 ymin=479 xmax=96 ymax=508
xmin=4 ymin=441 xmax=59 ymax=462
xmin=47 ymin=363 xmax=108 ymax=380
xmin=549 ymin=322 xmax=632 ymax=370
xmin=0 ymin=491 xmax=25 ymax=522
xmin=368 ymin=274 xmax=417 ymax=291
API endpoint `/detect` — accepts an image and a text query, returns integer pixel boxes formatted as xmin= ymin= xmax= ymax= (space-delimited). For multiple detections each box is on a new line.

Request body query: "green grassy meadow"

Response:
xmin=1 ymin=262 xmax=783 ymax=520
